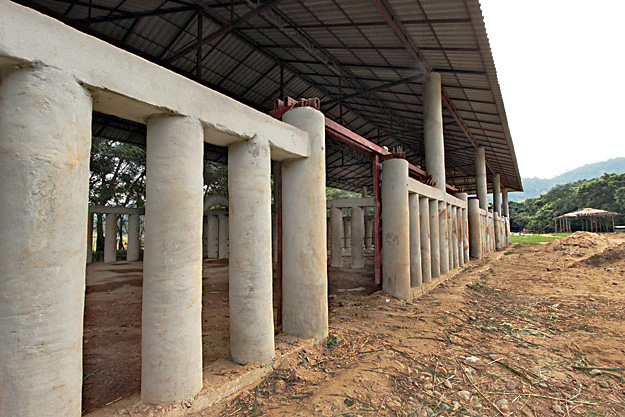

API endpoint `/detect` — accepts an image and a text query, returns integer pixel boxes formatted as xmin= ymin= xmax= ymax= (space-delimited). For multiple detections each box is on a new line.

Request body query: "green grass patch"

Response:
xmin=511 ymin=233 xmax=571 ymax=245
xmin=503 ymin=251 xmax=513 ymax=255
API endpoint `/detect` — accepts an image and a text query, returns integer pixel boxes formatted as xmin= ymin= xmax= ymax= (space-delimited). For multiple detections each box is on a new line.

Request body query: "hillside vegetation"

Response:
xmin=511 ymin=157 xmax=625 ymax=201
xmin=509 ymin=173 xmax=625 ymax=233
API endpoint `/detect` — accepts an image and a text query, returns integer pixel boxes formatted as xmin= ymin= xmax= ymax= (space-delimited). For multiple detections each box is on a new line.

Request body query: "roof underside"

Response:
xmin=23 ymin=0 xmax=522 ymax=194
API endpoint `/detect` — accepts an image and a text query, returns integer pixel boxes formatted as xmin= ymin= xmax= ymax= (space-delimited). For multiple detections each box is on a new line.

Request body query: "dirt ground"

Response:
xmin=83 ymin=233 xmax=625 ymax=416
xmin=208 ymin=232 xmax=625 ymax=417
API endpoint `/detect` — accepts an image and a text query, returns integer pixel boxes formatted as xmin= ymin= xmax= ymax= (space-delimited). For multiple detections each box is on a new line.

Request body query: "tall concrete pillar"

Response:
xmin=502 ymin=188 xmax=509 ymax=217
xmin=207 ymin=215 xmax=218 ymax=258
xmin=142 ymin=115 xmax=203 ymax=403
xmin=87 ymin=211 xmax=95 ymax=263
xmin=282 ymin=107 xmax=328 ymax=341
xmin=228 ymin=136 xmax=274 ymax=364
xmin=381 ymin=159 xmax=411 ymax=299
xmin=447 ymin=203 xmax=454 ymax=269
xmin=218 ymin=214 xmax=229 ymax=259
xmin=451 ymin=206 xmax=459 ymax=269
xmin=0 ymin=66 xmax=92 ymax=417
xmin=457 ymin=193 xmax=470 ymax=263
xmin=343 ymin=216 xmax=352 ymax=249
xmin=127 ymin=213 xmax=140 ymax=261
xmin=468 ymin=198 xmax=482 ymax=259
xmin=351 ymin=206 xmax=365 ymax=269
xmin=493 ymin=173 xmax=501 ymax=215
xmin=475 ymin=147 xmax=488 ymax=210
xmin=494 ymin=212 xmax=501 ymax=250
xmin=429 ymin=199 xmax=440 ymax=278
xmin=455 ymin=205 xmax=464 ymax=267
xmin=419 ymin=197 xmax=432 ymax=283
xmin=409 ymin=194 xmax=422 ymax=287
xmin=365 ymin=219 xmax=374 ymax=249
xmin=423 ymin=72 xmax=446 ymax=191
xmin=439 ymin=202 xmax=449 ymax=275
xmin=104 ymin=213 xmax=117 ymax=263
xmin=330 ymin=206 xmax=343 ymax=267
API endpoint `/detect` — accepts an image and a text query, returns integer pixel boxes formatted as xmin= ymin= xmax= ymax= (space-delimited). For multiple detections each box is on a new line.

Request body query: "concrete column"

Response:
xmin=438 ymin=202 xmax=449 ymax=275
xmin=451 ymin=206 xmax=459 ymax=269
xmin=351 ymin=206 xmax=365 ymax=269
xmin=381 ymin=159 xmax=411 ymax=299
xmin=282 ymin=107 xmax=328 ymax=341
xmin=228 ymin=136 xmax=274 ymax=364
xmin=423 ymin=72 xmax=446 ymax=191
xmin=409 ymin=194 xmax=422 ymax=287
xmin=365 ymin=219 xmax=374 ymax=249
xmin=429 ymin=199 xmax=440 ymax=278
xmin=87 ymin=211 xmax=95 ymax=263
xmin=203 ymin=215 xmax=209 ymax=258
xmin=419 ymin=197 xmax=432 ymax=283
xmin=502 ymin=188 xmax=509 ymax=217
xmin=468 ymin=198 xmax=482 ymax=259
xmin=457 ymin=193 xmax=470 ymax=264
xmin=493 ymin=173 xmax=501 ymax=215
xmin=447 ymin=203 xmax=454 ymax=269
xmin=0 ymin=66 xmax=92 ymax=417
xmin=330 ymin=206 xmax=343 ymax=267
xmin=127 ymin=213 xmax=140 ymax=261
xmin=207 ymin=215 xmax=218 ymax=258
xmin=104 ymin=213 xmax=117 ymax=263
xmin=475 ymin=147 xmax=488 ymax=210
xmin=343 ymin=216 xmax=352 ymax=249
xmin=456 ymin=205 xmax=464 ymax=267
xmin=218 ymin=214 xmax=229 ymax=259
xmin=494 ymin=212 xmax=501 ymax=250
xmin=142 ymin=115 xmax=203 ymax=403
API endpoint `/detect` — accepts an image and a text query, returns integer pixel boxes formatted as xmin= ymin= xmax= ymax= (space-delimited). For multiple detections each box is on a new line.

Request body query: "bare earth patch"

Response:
xmin=210 ymin=232 xmax=625 ymax=417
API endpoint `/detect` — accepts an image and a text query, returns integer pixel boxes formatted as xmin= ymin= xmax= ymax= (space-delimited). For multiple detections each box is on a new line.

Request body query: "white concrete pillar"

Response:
xmin=452 ymin=206 xmax=459 ymax=269
xmin=456 ymin=205 xmax=464 ymax=267
xmin=423 ymin=72 xmax=446 ymax=191
xmin=228 ymin=136 xmax=274 ymax=364
xmin=381 ymin=159 xmax=411 ymax=299
xmin=365 ymin=219 xmax=374 ymax=249
xmin=351 ymin=206 xmax=365 ymax=269
xmin=457 ymin=193 xmax=470 ymax=264
xmin=87 ymin=211 xmax=95 ymax=263
xmin=330 ymin=206 xmax=343 ymax=267
xmin=493 ymin=173 xmax=501 ymax=215
xmin=439 ymin=202 xmax=449 ymax=275
xmin=343 ymin=216 xmax=352 ymax=249
xmin=409 ymin=194 xmax=422 ymax=287
xmin=0 ymin=66 xmax=92 ymax=417
xmin=218 ymin=214 xmax=229 ymax=259
xmin=104 ymin=213 xmax=117 ymax=263
xmin=419 ymin=197 xmax=432 ymax=283
xmin=429 ymin=199 xmax=440 ymax=278
xmin=475 ymin=147 xmax=488 ymax=210
xmin=447 ymin=203 xmax=454 ymax=269
xmin=468 ymin=198 xmax=482 ymax=259
xmin=282 ymin=107 xmax=328 ymax=341
xmin=142 ymin=115 xmax=203 ymax=403
xmin=127 ymin=213 xmax=140 ymax=261
xmin=502 ymin=188 xmax=509 ymax=217
xmin=494 ymin=212 xmax=501 ymax=250
xmin=207 ymin=215 xmax=218 ymax=258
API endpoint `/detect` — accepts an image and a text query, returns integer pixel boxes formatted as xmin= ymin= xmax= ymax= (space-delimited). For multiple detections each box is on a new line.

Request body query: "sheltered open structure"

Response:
xmin=0 ymin=1 xmax=521 ymax=416
xmin=556 ymin=208 xmax=621 ymax=233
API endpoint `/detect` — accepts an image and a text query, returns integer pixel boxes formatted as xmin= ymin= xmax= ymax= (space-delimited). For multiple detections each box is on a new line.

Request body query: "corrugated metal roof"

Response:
xmin=25 ymin=0 xmax=521 ymax=193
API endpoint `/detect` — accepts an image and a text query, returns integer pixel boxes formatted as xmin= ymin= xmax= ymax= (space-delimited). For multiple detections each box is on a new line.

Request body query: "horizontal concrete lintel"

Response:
xmin=89 ymin=206 xmax=144 ymax=215
xmin=0 ymin=2 xmax=308 ymax=161
xmin=326 ymin=197 xmax=374 ymax=208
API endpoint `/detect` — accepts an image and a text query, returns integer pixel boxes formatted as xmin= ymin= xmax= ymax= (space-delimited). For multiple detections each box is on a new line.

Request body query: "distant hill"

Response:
xmin=509 ymin=157 xmax=625 ymax=202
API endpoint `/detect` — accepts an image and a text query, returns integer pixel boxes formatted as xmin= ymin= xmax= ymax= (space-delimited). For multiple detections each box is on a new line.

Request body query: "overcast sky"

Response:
xmin=479 ymin=0 xmax=625 ymax=179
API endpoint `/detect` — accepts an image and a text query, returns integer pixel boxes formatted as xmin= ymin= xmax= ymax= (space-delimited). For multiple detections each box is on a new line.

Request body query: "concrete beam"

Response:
xmin=0 ymin=2 xmax=308 ymax=161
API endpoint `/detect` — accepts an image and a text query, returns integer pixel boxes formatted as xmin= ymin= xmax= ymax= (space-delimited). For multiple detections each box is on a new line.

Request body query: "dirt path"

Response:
xmin=210 ymin=232 xmax=625 ymax=417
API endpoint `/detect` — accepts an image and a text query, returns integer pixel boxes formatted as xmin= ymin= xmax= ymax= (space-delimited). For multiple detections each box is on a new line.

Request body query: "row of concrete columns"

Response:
xmin=329 ymin=208 xmax=375 ymax=269
xmin=0 ymin=66 xmax=330 ymax=417
xmin=380 ymin=159 xmax=470 ymax=300
xmin=203 ymin=211 xmax=229 ymax=259
xmin=87 ymin=210 xmax=143 ymax=263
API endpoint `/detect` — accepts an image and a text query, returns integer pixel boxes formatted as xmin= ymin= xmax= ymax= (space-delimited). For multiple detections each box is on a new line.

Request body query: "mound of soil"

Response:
xmin=575 ymin=242 xmax=625 ymax=267
xmin=548 ymin=231 xmax=610 ymax=258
